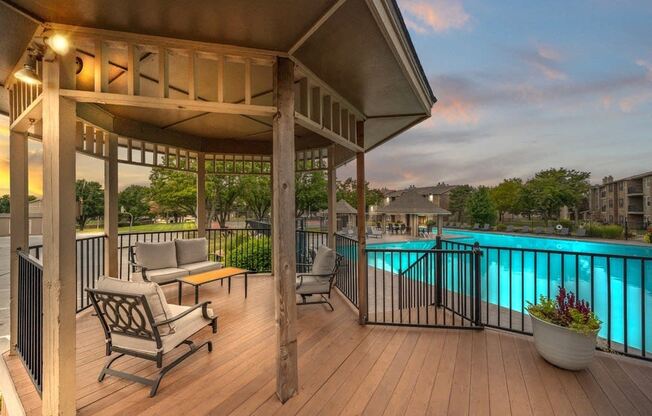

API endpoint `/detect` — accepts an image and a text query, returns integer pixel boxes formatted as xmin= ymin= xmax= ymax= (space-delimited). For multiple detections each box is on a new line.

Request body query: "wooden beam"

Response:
xmin=298 ymin=78 xmax=309 ymax=117
xmin=355 ymin=120 xmax=367 ymax=324
xmin=94 ymin=40 xmax=109 ymax=92
xmin=188 ymin=51 xmax=198 ymax=100
xmin=327 ymin=145 xmax=337 ymax=249
xmin=127 ymin=43 xmax=140 ymax=95
xmin=9 ymin=131 xmax=29 ymax=355
xmin=272 ymin=56 xmax=298 ymax=403
xmin=322 ymin=95 xmax=331 ymax=130
xmin=158 ymin=47 xmax=169 ymax=98
xmin=104 ymin=133 xmax=118 ymax=277
xmin=244 ymin=58 xmax=252 ymax=105
xmin=41 ymin=52 xmax=77 ymax=415
xmin=310 ymin=86 xmax=321 ymax=124
xmin=9 ymin=94 xmax=42 ymax=133
xmin=288 ymin=0 xmax=348 ymax=55
xmin=294 ymin=113 xmax=363 ymax=153
xmin=60 ymin=89 xmax=276 ymax=117
xmin=217 ymin=56 xmax=224 ymax=103
xmin=196 ymin=153 xmax=206 ymax=237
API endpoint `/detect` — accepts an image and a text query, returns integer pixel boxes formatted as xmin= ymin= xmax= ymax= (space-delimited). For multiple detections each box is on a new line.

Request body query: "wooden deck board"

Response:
xmin=3 ymin=274 xmax=652 ymax=416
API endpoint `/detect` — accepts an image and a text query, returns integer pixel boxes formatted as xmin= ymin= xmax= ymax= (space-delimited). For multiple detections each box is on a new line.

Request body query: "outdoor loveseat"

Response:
xmin=87 ymin=277 xmax=218 ymax=396
xmin=130 ymin=238 xmax=222 ymax=285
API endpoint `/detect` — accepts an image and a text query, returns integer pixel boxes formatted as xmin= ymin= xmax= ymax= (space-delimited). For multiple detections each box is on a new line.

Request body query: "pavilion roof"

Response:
xmin=376 ymin=188 xmax=451 ymax=215
xmin=336 ymin=199 xmax=357 ymax=215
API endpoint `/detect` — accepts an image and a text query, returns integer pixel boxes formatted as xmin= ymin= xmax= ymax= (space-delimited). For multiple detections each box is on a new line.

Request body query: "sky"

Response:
xmin=1 ymin=0 xmax=652 ymax=196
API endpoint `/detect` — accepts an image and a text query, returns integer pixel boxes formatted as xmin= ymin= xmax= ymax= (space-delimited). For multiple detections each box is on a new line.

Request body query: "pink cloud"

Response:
xmin=618 ymin=91 xmax=652 ymax=113
xmin=434 ymin=97 xmax=478 ymax=124
xmin=399 ymin=0 xmax=470 ymax=33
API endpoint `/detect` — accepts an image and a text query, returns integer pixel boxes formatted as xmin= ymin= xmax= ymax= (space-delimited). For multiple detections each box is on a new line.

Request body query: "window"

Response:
xmin=619 ymin=215 xmax=624 ymax=224
xmin=600 ymin=189 xmax=606 ymax=198
xmin=601 ymin=205 xmax=606 ymax=212
xmin=609 ymin=215 xmax=614 ymax=222
xmin=608 ymin=184 xmax=613 ymax=192
xmin=618 ymin=198 xmax=623 ymax=208
xmin=609 ymin=200 xmax=613 ymax=208
xmin=619 ymin=182 xmax=624 ymax=191
xmin=647 ymin=197 xmax=651 ymax=207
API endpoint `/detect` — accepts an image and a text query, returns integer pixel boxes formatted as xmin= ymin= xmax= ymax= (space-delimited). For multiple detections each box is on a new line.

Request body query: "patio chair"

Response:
xmin=559 ymin=227 xmax=570 ymax=236
xmin=367 ymin=226 xmax=383 ymax=239
xmin=520 ymin=225 xmax=530 ymax=233
xmin=575 ymin=228 xmax=587 ymax=237
xmin=482 ymin=224 xmax=491 ymax=231
xmin=87 ymin=277 xmax=217 ymax=397
xmin=534 ymin=227 xmax=544 ymax=234
xmin=473 ymin=223 xmax=480 ymax=230
xmin=296 ymin=245 xmax=343 ymax=311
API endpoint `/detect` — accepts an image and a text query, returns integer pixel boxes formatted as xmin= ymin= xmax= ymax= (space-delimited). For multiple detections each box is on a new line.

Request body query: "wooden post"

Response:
xmin=41 ymin=52 xmax=77 ymax=416
xmin=272 ymin=57 xmax=298 ymax=403
xmin=104 ymin=133 xmax=118 ymax=277
xmin=437 ymin=215 xmax=444 ymax=236
xmin=327 ymin=145 xmax=336 ymax=249
xmin=9 ymin=130 xmax=29 ymax=355
xmin=196 ymin=152 xmax=206 ymax=237
xmin=356 ymin=121 xmax=367 ymax=324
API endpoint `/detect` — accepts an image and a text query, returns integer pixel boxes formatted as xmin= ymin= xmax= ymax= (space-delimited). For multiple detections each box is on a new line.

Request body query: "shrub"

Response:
xmin=644 ymin=227 xmax=652 ymax=244
xmin=225 ymin=235 xmax=271 ymax=272
xmin=586 ymin=224 xmax=623 ymax=239
xmin=496 ymin=223 xmax=507 ymax=231
xmin=558 ymin=219 xmax=574 ymax=231
xmin=527 ymin=287 xmax=601 ymax=335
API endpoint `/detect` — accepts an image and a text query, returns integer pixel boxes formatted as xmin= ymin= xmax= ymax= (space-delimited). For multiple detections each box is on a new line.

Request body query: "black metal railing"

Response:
xmin=17 ymin=250 xmax=43 ymax=394
xmin=365 ymin=243 xmax=482 ymax=329
xmin=335 ymin=233 xmax=359 ymax=307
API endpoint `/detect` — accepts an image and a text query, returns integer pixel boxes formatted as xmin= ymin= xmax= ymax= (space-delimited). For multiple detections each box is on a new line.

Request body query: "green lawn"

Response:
xmin=78 ymin=221 xmax=197 ymax=234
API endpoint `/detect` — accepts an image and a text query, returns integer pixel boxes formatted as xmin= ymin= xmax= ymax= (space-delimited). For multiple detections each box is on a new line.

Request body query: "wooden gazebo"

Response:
xmin=1 ymin=1 xmax=434 ymax=413
xmin=376 ymin=188 xmax=450 ymax=236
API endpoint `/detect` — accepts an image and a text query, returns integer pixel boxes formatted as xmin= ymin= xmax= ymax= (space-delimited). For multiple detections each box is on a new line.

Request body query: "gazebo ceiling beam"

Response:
xmin=288 ymin=0 xmax=348 ymax=55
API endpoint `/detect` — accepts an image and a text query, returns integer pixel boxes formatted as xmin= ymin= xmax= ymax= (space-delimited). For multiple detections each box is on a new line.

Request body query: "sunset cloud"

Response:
xmin=517 ymin=43 xmax=568 ymax=81
xmin=399 ymin=0 xmax=470 ymax=34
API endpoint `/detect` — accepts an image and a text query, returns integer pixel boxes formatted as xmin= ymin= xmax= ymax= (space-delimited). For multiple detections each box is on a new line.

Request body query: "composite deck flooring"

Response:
xmin=5 ymin=274 xmax=652 ymax=415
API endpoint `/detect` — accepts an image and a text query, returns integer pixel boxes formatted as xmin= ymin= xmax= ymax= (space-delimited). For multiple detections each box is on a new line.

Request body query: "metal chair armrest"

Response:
xmin=153 ymin=301 xmax=213 ymax=326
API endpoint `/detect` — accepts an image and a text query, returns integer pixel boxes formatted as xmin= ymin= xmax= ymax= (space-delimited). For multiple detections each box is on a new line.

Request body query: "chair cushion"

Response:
xmin=175 ymin=238 xmax=208 ymax=265
xmin=96 ymin=276 xmax=175 ymax=335
xmin=144 ymin=267 xmax=189 ymax=284
xmin=178 ymin=261 xmax=222 ymax=274
xmin=296 ymin=275 xmax=330 ymax=295
xmin=111 ymin=304 xmax=215 ymax=355
xmin=135 ymin=241 xmax=178 ymax=270
xmin=311 ymin=245 xmax=335 ymax=276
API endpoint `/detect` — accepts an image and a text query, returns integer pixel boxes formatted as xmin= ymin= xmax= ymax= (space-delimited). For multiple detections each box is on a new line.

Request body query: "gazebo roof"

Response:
xmin=376 ymin=188 xmax=451 ymax=215
xmin=336 ymin=199 xmax=357 ymax=215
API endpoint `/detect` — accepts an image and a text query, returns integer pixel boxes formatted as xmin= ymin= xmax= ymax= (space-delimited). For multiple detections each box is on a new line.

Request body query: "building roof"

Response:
xmin=376 ymin=189 xmax=451 ymax=215
xmin=386 ymin=184 xmax=458 ymax=198
xmin=592 ymin=171 xmax=652 ymax=187
xmin=336 ymin=199 xmax=357 ymax=215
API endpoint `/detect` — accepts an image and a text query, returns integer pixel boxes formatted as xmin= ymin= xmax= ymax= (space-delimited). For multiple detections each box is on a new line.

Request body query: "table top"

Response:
xmin=177 ymin=267 xmax=250 ymax=286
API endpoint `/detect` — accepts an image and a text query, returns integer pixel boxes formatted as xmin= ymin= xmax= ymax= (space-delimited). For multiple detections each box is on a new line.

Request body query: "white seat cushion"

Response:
xmin=145 ymin=267 xmax=189 ymax=284
xmin=296 ymin=275 xmax=330 ymax=295
xmin=111 ymin=304 xmax=215 ymax=355
xmin=175 ymin=238 xmax=208 ymax=265
xmin=96 ymin=276 xmax=175 ymax=335
xmin=311 ymin=245 xmax=335 ymax=276
xmin=178 ymin=261 xmax=222 ymax=274
xmin=135 ymin=241 xmax=178 ymax=270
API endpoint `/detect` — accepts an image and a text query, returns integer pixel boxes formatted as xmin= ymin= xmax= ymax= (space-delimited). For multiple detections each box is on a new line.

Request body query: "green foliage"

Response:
xmin=225 ymin=235 xmax=271 ymax=272
xmin=644 ymin=229 xmax=652 ymax=244
xmin=0 ymin=195 xmax=9 ymax=213
xmin=496 ymin=223 xmax=507 ymax=231
xmin=586 ymin=224 xmax=623 ymax=239
xmin=558 ymin=219 xmax=574 ymax=231
xmin=336 ymin=177 xmax=383 ymax=211
xmin=490 ymin=178 xmax=523 ymax=220
xmin=296 ymin=172 xmax=327 ymax=217
xmin=149 ymin=168 xmax=196 ymax=218
xmin=527 ymin=287 xmax=601 ymax=335
xmin=239 ymin=175 xmax=271 ymax=220
xmin=206 ymin=175 xmax=242 ymax=227
xmin=76 ymin=180 xmax=104 ymax=230
xmin=449 ymin=185 xmax=474 ymax=221
xmin=524 ymin=168 xmax=590 ymax=222
xmin=118 ymin=185 xmax=151 ymax=219
xmin=467 ymin=187 xmax=497 ymax=225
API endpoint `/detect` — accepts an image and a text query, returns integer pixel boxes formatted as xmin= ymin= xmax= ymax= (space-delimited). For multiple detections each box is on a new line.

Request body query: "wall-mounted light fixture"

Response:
xmin=14 ymin=51 xmax=41 ymax=85
xmin=44 ymin=33 xmax=70 ymax=55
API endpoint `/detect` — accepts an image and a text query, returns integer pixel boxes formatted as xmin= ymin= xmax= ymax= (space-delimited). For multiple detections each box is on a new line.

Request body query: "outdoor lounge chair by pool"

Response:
xmin=482 ymin=224 xmax=491 ymax=231
xmin=296 ymin=246 xmax=343 ymax=311
xmin=559 ymin=227 xmax=570 ymax=236
xmin=87 ymin=277 xmax=217 ymax=397
xmin=575 ymin=228 xmax=587 ymax=237
xmin=367 ymin=226 xmax=383 ymax=239
xmin=534 ymin=227 xmax=544 ymax=234
xmin=520 ymin=226 xmax=530 ymax=233
xmin=130 ymin=238 xmax=222 ymax=285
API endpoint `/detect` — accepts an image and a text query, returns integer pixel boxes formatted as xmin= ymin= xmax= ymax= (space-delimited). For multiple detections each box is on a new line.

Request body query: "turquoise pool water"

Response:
xmin=368 ymin=231 xmax=652 ymax=354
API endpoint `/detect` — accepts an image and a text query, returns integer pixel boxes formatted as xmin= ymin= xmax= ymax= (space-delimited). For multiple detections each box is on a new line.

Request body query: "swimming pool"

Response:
xmin=366 ymin=230 xmax=652 ymax=356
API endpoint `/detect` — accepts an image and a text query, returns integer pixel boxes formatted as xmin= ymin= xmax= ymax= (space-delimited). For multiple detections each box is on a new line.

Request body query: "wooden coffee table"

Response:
xmin=177 ymin=267 xmax=250 ymax=304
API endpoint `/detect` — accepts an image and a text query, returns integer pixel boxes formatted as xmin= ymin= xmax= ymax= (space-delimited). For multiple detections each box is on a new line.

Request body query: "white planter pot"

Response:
xmin=530 ymin=314 xmax=598 ymax=371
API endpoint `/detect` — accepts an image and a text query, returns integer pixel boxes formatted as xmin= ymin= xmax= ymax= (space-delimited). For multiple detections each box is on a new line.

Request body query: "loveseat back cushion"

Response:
xmin=135 ymin=241 xmax=178 ymax=270
xmin=311 ymin=245 xmax=336 ymax=276
xmin=96 ymin=276 xmax=175 ymax=335
xmin=175 ymin=238 xmax=208 ymax=265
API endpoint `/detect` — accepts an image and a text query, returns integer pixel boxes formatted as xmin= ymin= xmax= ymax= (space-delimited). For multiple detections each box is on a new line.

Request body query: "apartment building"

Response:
xmin=383 ymin=183 xmax=458 ymax=210
xmin=588 ymin=172 xmax=652 ymax=229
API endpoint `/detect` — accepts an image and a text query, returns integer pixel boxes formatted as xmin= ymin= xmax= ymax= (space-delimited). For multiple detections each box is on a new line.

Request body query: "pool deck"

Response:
xmin=5 ymin=275 xmax=652 ymax=415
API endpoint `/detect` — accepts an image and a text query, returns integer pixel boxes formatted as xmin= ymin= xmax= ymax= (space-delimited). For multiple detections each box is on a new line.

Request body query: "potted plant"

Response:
xmin=527 ymin=287 xmax=601 ymax=370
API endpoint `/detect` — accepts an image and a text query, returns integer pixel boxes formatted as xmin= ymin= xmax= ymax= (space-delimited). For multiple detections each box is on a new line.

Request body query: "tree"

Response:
xmin=524 ymin=168 xmax=590 ymax=223
xmin=239 ymin=175 xmax=271 ymax=220
xmin=206 ymin=174 xmax=242 ymax=227
xmin=76 ymin=180 xmax=104 ymax=230
xmin=449 ymin=185 xmax=474 ymax=221
xmin=0 ymin=195 xmax=9 ymax=213
xmin=118 ymin=185 xmax=151 ymax=219
xmin=467 ymin=187 xmax=497 ymax=225
xmin=336 ymin=177 xmax=383 ymax=210
xmin=490 ymin=178 xmax=523 ymax=221
xmin=296 ymin=172 xmax=327 ymax=217
xmin=149 ymin=168 xmax=196 ymax=219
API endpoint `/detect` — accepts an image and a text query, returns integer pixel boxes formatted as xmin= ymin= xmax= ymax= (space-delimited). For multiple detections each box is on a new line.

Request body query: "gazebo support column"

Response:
xmin=41 ymin=54 xmax=77 ymax=415
xmin=104 ymin=133 xmax=118 ymax=277
xmin=196 ymin=153 xmax=206 ymax=237
xmin=356 ymin=121 xmax=367 ymax=324
xmin=272 ymin=57 xmax=298 ymax=403
xmin=9 ymin=130 xmax=29 ymax=355
xmin=437 ymin=215 xmax=444 ymax=236
xmin=327 ymin=145 xmax=336 ymax=249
